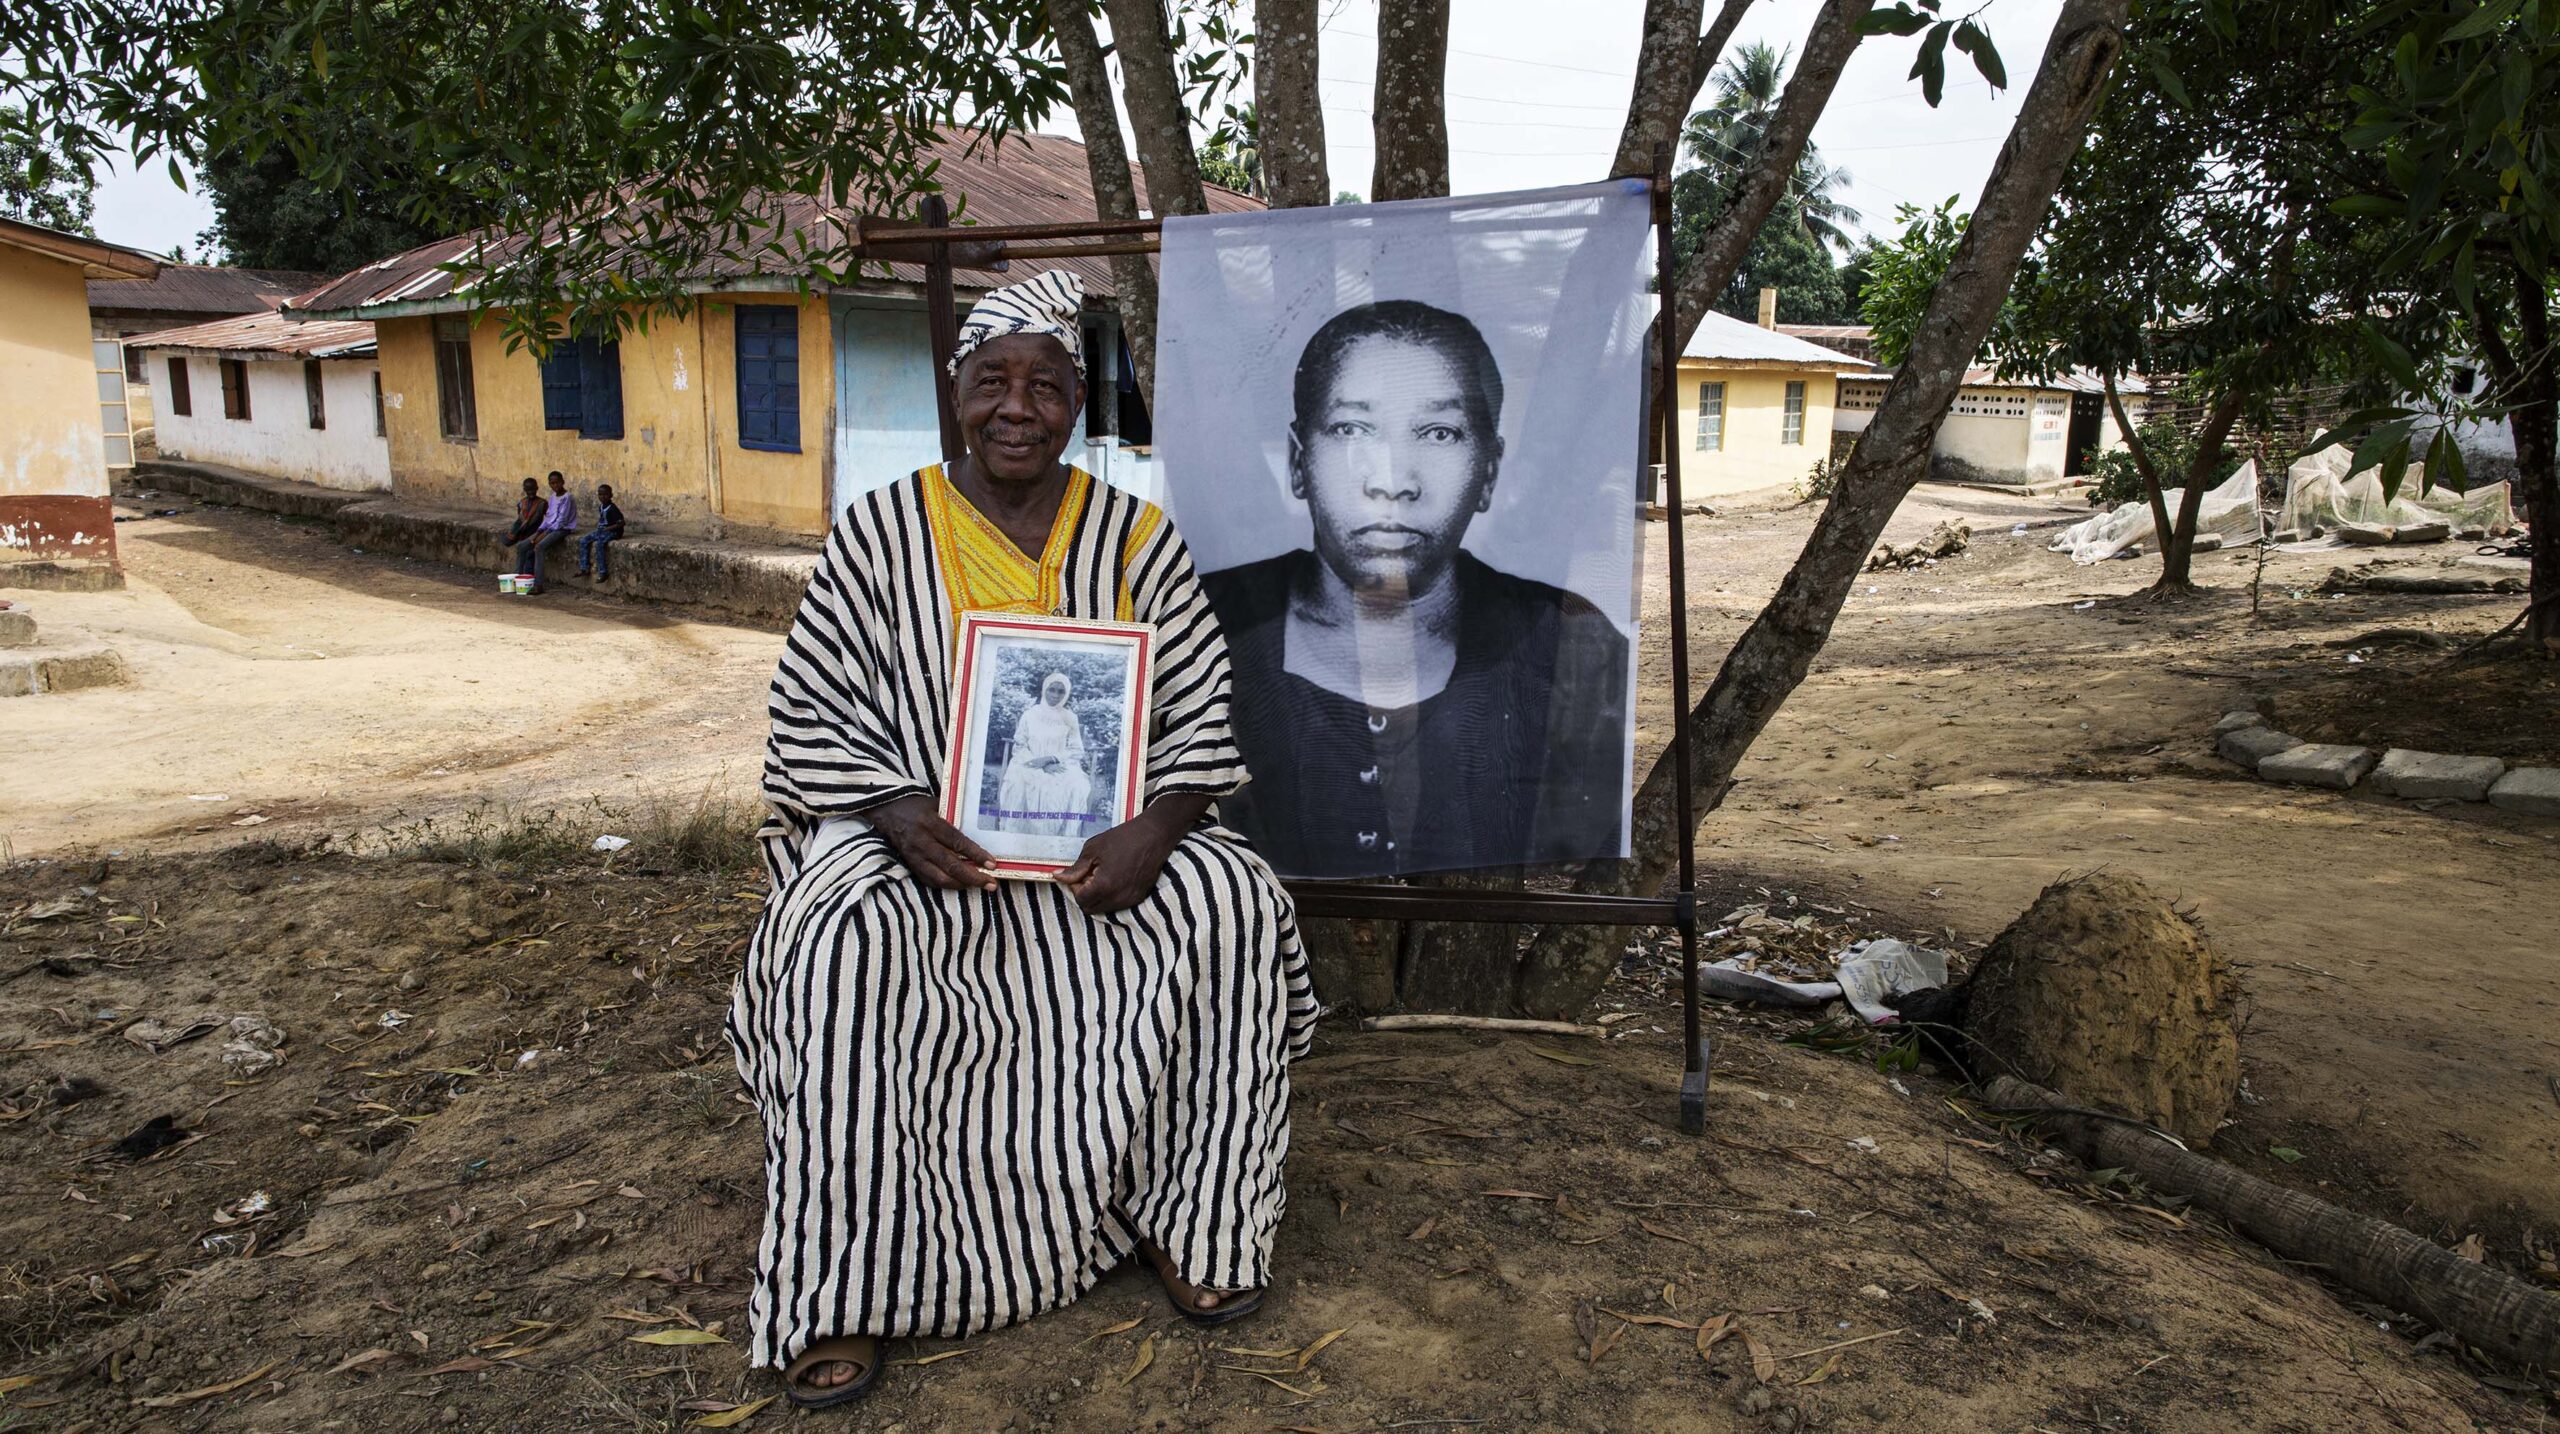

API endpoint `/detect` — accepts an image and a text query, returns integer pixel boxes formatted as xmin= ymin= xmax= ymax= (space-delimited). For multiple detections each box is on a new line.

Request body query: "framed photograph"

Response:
xmin=942 ymin=611 xmax=1155 ymax=878
xmin=1155 ymin=183 xmax=1649 ymax=880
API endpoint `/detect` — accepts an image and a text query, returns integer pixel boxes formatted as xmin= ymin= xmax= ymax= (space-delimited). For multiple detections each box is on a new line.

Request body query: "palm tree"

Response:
xmin=1680 ymin=42 xmax=1861 ymax=256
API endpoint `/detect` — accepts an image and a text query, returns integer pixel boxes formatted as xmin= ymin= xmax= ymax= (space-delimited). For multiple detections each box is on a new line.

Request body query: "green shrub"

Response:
xmin=2085 ymin=417 xmax=2242 ymax=508
xmin=1796 ymin=455 xmax=1847 ymax=504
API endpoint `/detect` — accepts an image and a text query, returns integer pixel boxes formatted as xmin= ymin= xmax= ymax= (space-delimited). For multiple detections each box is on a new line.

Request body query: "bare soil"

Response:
xmin=0 ymin=850 xmax=2535 ymax=1432
xmin=4 ymin=487 xmax=2556 ymax=1428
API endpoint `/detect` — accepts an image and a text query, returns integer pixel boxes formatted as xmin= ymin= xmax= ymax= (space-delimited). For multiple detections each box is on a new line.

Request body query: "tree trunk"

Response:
xmin=1370 ymin=0 xmax=1451 ymax=201
xmin=2507 ymin=273 xmax=2560 ymax=652
xmin=2103 ymin=374 xmax=2176 ymax=561
xmin=1517 ymin=0 xmax=2132 ymax=1018
xmin=1255 ymin=0 xmax=1330 ymax=208
xmin=2154 ymin=389 xmax=2246 ymax=591
xmin=1045 ymin=0 xmax=1162 ymax=407
xmin=1662 ymin=0 xmax=1869 ymax=355
xmin=1101 ymin=0 xmax=1211 ymax=223
xmin=1610 ymin=0 xmax=1754 ymax=178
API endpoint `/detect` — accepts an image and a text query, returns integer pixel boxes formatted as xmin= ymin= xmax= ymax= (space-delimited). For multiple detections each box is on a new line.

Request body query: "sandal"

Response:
xmin=1136 ymin=1239 xmax=1264 ymax=1327
xmin=781 ymin=1334 xmax=880 ymax=1409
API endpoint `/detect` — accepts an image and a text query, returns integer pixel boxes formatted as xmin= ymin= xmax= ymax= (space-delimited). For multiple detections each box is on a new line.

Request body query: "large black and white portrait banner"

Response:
xmin=1157 ymin=181 xmax=1652 ymax=881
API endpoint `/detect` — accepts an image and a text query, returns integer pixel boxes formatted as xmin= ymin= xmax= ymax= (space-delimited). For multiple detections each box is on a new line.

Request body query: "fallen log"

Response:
xmin=1359 ymin=1014 xmax=1607 ymax=1039
xmin=1983 ymin=1075 xmax=2560 ymax=1372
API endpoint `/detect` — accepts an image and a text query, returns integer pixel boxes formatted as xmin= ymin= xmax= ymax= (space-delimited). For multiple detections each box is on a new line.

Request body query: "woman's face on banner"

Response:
xmin=1042 ymin=673 xmax=1070 ymax=706
xmin=1294 ymin=336 xmax=1499 ymax=595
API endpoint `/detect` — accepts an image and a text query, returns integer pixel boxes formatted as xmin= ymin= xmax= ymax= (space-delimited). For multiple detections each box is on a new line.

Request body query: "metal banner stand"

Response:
xmin=873 ymin=145 xmax=1708 ymax=1133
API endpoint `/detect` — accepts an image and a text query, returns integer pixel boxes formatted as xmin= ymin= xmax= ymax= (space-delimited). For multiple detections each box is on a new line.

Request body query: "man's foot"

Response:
xmin=1135 ymin=1238 xmax=1262 ymax=1325
xmin=782 ymin=1334 xmax=879 ymax=1408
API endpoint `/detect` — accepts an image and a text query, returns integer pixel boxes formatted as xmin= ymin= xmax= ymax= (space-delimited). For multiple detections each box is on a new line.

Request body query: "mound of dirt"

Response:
xmin=1964 ymin=873 xmax=2241 ymax=1147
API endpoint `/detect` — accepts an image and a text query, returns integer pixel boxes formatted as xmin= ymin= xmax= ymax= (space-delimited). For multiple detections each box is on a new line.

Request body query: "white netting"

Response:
xmin=2276 ymin=445 xmax=2516 ymax=537
xmin=2049 ymin=460 xmax=2266 ymax=565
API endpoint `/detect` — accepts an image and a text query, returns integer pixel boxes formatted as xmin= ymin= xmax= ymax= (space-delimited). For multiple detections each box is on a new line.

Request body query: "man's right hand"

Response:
xmin=867 ymin=795 xmax=999 ymax=891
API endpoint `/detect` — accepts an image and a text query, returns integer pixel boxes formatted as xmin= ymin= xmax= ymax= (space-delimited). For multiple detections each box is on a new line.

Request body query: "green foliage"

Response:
xmin=1332 ymin=190 xmax=1365 ymax=206
xmin=1859 ymin=198 xmax=1975 ymax=369
xmin=1198 ymin=101 xmax=1262 ymax=198
xmin=1670 ymin=42 xmax=1862 ymax=325
xmin=197 ymin=132 xmax=466 ymax=272
xmin=1796 ymin=454 xmax=1847 ymax=504
xmin=2084 ymin=417 xmax=2241 ymax=508
xmin=0 ymin=106 xmax=93 ymax=234
xmin=0 ymin=0 xmax=1068 ymax=344
xmin=1862 ymin=0 xmax=2010 ymax=106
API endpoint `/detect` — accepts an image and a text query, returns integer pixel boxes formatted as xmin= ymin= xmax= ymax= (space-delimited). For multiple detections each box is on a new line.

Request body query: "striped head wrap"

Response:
xmin=948 ymin=269 xmax=1086 ymax=377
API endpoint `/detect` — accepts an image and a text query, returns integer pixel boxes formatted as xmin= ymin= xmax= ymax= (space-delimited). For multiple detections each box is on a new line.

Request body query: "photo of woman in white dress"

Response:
xmin=995 ymin=672 xmax=1093 ymax=836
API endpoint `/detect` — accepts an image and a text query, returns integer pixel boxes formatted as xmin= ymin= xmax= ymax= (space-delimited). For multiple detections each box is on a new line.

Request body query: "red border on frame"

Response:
xmin=941 ymin=611 xmax=1156 ymax=878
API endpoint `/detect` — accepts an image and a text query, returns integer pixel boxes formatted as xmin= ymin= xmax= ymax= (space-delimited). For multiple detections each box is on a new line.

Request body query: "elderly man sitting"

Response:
xmin=727 ymin=269 xmax=1317 ymax=1409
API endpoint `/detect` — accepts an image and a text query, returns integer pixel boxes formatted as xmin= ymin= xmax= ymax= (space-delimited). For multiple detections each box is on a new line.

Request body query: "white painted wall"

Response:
xmin=148 ymin=352 xmax=392 ymax=492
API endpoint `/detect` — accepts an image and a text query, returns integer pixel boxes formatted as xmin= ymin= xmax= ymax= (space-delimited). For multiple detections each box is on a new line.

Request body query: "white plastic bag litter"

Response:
xmin=1835 ymin=939 xmax=1952 ymax=1024
xmin=1695 ymin=960 xmax=1844 ymax=1009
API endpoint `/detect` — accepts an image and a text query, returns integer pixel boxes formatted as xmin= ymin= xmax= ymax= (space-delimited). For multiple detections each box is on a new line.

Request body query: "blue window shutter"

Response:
xmin=539 ymin=343 xmax=583 ymax=430
xmin=735 ymin=306 xmax=800 ymax=453
xmin=578 ymin=337 xmax=623 ymax=439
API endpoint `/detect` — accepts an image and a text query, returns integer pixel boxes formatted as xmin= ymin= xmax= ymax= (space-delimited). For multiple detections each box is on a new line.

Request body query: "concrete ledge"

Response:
xmin=0 ymin=560 xmax=123 ymax=592
xmin=2258 ymin=743 xmax=2377 ymax=791
xmin=132 ymin=458 xmax=378 ymax=520
xmin=127 ymin=460 xmax=818 ymax=627
xmin=0 ymin=607 xmax=34 ymax=648
xmin=0 ymin=644 xmax=126 ymax=696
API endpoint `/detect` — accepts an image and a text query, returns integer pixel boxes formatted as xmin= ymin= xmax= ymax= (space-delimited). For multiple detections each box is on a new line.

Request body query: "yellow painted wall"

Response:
xmin=0 ymin=245 xmax=109 ymax=500
xmin=693 ymin=296 xmax=832 ymax=535
xmin=1675 ymin=361 xmax=1841 ymax=498
xmin=376 ymin=292 xmax=833 ymax=539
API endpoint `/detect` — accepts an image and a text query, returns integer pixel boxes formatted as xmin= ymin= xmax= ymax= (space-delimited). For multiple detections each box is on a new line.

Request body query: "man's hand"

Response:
xmin=1056 ymin=793 xmax=1212 ymax=915
xmin=868 ymin=795 xmax=998 ymax=891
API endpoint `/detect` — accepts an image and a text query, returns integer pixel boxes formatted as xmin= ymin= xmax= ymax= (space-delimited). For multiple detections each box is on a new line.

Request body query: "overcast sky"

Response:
xmin=84 ymin=0 xmax=2059 ymax=261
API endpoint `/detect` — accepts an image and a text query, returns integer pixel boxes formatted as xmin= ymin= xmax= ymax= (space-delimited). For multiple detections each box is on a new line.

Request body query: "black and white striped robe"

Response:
xmin=728 ymin=468 xmax=1319 ymax=1370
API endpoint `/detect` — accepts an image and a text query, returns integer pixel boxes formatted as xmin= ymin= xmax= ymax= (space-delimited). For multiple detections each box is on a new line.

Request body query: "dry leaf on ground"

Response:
xmin=688 ymin=1395 xmax=777 ymax=1427
xmin=629 ymin=1329 xmax=728 ymax=1346
xmin=1122 ymin=1334 xmax=1156 ymax=1386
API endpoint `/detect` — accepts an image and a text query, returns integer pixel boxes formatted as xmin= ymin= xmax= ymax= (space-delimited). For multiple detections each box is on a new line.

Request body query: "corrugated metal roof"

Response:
xmin=1775 ymin=322 xmax=1880 ymax=364
xmin=1683 ymin=310 xmax=1870 ymax=369
xmin=289 ymin=131 xmax=1261 ymax=319
xmin=126 ymin=310 xmax=376 ymax=360
xmin=2 ymin=214 xmax=159 ymax=282
xmin=87 ymin=263 xmax=327 ymax=315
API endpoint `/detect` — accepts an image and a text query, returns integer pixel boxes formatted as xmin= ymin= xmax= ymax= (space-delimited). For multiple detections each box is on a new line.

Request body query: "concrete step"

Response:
xmin=0 ymin=604 xmax=33 ymax=649
xmin=0 ymin=644 xmax=127 ymax=697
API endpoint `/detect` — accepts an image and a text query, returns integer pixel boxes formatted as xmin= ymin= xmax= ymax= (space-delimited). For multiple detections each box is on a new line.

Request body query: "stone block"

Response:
xmin=2338 ymin=522 xmax=2397 ymax=545
xmin=0 ymin=607 xmax=34 ymax=648
xmin=32 ymin=646 xmax=127 ymax=694
xmin=2212 ymin=710 xmax=2264 ymax=735
xmin=2391 ymin=521 xmax=2451 ymax=544
xmin=0 ymin=657 xmax=32 ymax=697
xmin=2258 ymin=743 xmax=2377 ymax=790
xmin=2370 ymin=749 xmax=2505 ymax=802
xmin=2489 ymin=767 xmax=2560 ymax=818
xmin=2219 ymin=725 xmax=2302 ymax=768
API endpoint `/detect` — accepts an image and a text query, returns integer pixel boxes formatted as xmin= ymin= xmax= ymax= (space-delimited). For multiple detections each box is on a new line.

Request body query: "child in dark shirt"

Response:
xmin=578 ymin=483 xmax=627 ymax=581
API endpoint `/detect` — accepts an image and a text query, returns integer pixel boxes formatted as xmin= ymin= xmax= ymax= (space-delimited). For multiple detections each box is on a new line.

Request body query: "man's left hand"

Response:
xmin=1056 ymin=793 xmax=1212 ymax=915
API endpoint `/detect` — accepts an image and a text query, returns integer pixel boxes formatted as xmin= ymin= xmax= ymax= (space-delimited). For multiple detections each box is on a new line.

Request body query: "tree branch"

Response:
xmin=1663 ymin=0 xmax=1869 ymax=355
xmin=1045 ymin=0 xmax=1161 ymax=406
xmin=1101 ymin=0 xmax=1210 ymax=220
xmin=1370 ymin=0 xmax=1452 ymax=201
xmin=1610 ymin=0 xmax=1755 ymax=179
xmin=1254 ymin=0 xmax=1331 ymax=208
xmin=1520 ymin=0 xmax=2133 ymax=1017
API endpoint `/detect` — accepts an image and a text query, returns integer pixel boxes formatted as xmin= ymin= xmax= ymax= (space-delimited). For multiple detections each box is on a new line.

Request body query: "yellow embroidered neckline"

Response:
xmin=923 ymin=462 xmax=1092 ymax=620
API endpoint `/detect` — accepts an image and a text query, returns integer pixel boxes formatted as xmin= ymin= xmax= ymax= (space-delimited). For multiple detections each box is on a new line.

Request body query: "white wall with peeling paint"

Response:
xmin=148 ymin=353 xmax=392 ymax=492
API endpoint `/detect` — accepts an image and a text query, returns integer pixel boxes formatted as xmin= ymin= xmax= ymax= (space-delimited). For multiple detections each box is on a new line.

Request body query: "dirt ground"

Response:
xmin=0 ymin=851 xmax=2538 ymax=1432
xmin=4 ymin=485 xmax=2557 ymax=1428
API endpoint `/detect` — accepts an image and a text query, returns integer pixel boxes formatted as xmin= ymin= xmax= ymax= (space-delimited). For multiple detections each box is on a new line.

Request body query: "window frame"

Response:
xmin=434 ymin=316 xmax=478 ymax=442
xmin=1781 ymin=380 xmax=1806 ymax=445
xmin=305 ymin=360 xmax=327 ymax=430
xmin=733 ymin=305 xmax=801 ymax=454
xmin=1696 ymin=380 xmax=1725 ymax=452
xmin=167 ymin=356 xmax=192 ymax=417
xmin=371 ymin=370 xmax=386 ymax=437
xmin=536 ymin=335 xmax=624 ymax=440
xmin=220 ymin=358 xmax=252 ymax=421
